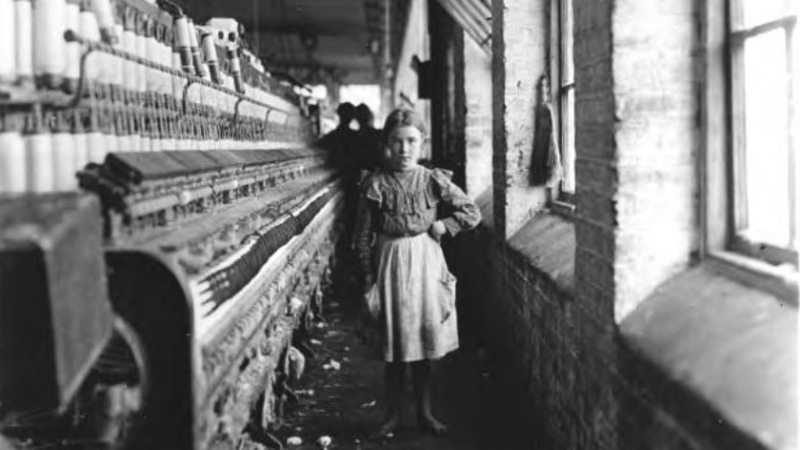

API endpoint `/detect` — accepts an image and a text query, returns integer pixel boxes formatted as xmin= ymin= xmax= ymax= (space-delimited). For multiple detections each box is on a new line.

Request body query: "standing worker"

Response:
xmin=317 ymin=102 xmax=360 ymax=234
xmin=355 ymin=103 xmax=383 ymax=172
xmin=354 ymin=109 xmax=481 ymax=437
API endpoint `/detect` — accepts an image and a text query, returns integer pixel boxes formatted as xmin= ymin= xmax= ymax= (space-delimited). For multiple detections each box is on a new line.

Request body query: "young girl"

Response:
xmin=353 ymin=109 xmax=481 ymax=436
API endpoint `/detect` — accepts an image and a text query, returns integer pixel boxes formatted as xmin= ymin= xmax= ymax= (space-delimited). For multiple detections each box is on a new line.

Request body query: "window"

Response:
xmin=552 ymin=0 xmax=576 ymax=201
xmin=728 ymin=0 xmax=798 ymax=267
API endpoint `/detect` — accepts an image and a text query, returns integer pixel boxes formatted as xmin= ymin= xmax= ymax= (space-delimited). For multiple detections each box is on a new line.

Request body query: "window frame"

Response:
xmin=703 ymin=0 xmax=798 ymax=304
xmin=549 ymin=0 xmax=576 ymax=207
xmin=726 ymin=1 xmax=797 ymax=267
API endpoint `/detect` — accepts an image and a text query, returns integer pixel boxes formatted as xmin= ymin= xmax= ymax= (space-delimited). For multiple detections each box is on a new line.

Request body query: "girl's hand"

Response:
xmin=428 ymin=220 xmax=447 ymax=241
xmin=363 ymin=273 xmax=375 ymax=292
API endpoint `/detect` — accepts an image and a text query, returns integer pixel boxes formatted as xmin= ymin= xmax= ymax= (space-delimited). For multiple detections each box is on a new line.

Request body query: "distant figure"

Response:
xmin=317 ymin=102 xmax=360 ymax=232
xmin=317 ymin=102 xmax=357 ymax=171
xmin=355 ymin=103 xmax=383 ymax=172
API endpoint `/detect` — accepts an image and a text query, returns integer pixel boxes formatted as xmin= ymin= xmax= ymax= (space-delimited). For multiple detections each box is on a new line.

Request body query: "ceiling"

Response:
xmin=177 ymin=0 xmax=411 ymax=86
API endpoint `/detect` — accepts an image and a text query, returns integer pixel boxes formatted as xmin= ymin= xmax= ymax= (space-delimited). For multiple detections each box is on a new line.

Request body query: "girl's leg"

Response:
xmin=378 ymin=361 xmax=404 ymax=436
xmin=411 ymin=360 xmax=447 ymax=434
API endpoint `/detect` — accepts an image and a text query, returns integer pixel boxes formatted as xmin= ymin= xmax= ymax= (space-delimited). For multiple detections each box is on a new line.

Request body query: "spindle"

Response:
xmin=0 ymin=113 xmax=27 ymax=193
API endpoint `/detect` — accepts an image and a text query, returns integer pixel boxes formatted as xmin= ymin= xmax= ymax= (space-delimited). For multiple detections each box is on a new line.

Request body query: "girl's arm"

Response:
xmin=432 ymin=170 xmax=482 ymax=236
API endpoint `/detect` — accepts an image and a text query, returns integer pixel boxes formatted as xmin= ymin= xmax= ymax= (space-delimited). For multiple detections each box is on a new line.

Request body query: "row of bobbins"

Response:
xmin=0 ymin=0 xmax=118 ymax=91
xmin=0 ymin=103 xmax=314 ymax=194
xmin=0 ymin=0 xmax=293 ymax=108
xmin=0 ymin=0 xmax=313 ymax=194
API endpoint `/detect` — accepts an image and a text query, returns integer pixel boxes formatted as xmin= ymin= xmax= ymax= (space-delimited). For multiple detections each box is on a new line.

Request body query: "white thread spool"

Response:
xmin=145 ymin=23 xmax=160 ymax=92
xmin=89 ymin=0 xmax=115 ymax=44
xmin=0 ymin=115 xmax=27 ymax=193
xmin=33 ymin=0 xmax=67 ymax=89
xmin=64 ymin=0 xmax=80 ymax=92
xmin=228 ymin=47 xmax=243 ymax=94
xmin=172 ymin=50 xmax=182 ymax=101
xmin=26 ymin=112 xmax=54 ymax=193
xmin=73 ymin=115 xmax=88 ymax=175
xmin=104 ymin=112 xmax=118 ymax=157
xmin=113 ymin=24 xmax=124 ymax=89
xmin=0 ymin=0 xmax=16 ymax=84
xmin=187 ymin=20 xmax=204 ymax=78
xmin=122 ymin=28 xmax=137 ymax=92
xmin=159 ymin=35 xmax=171 ymax=94
xmin=52 ymin=120 xmax=77 ymax=191
xmin=175 ymin=16 xmax=192 ymax=74
xmin=201 ymin=32 xmax=220 ymax=84
xmin=130 ymin=117 xmax=141 ymax=153
xmin=14 ymin=0 xmax=33 ymax=86
xmin=79 ymin=1 xmax=101 ymax=86
xmin=86 ymin=117 xmax=104 ymax=164
xmin=136 ymin=24 xmax=146 ymax=93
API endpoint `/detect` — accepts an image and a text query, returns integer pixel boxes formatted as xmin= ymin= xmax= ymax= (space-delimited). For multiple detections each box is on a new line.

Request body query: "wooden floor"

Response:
xmin=262 ymin=272 xmax=533 ymax=450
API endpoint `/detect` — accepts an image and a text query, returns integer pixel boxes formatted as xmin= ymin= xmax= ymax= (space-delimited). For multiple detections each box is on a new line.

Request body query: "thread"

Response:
xmin=0 ymin=115 xmax=27 ymax=193
xmin=187 ymin=20 xmax=205 ymax=78
xmin=159 ymin=36 xmax=171 ymax=94
xmin=145 ymin=23 xmax=160 ymax=92
xmin=122 ymin=29 xmax=138 ymax=92
xmin=14 ymin=0 xmax=33 ymax=85
xmin=175 ymin=16 xmax=192 ymax=73
xmin=229 ymin=47 xmax=243 ymax=93
xmin=0 ymin=0 xmax=16 ymax=83
xmin=33 ymin=0 xmax=67 ymax=89
xmin=172 ymin=50 xmax=182 ymax=100
xmin=136 ymin=23 xmax=146 ymax=93
xmin=113 ymin=24 xmax=124 ymax=89
xmin=201 ymin=32 xmax=221 ymax=84
xmin=74 ymin=130 xmax=88 ymax=174
xmin=87 ymin=130 xmax=104 ymax=163
xmin=80 ymin=3 xmax=102 ymax=87
xmin=26 ymin=112 xmax=54 ymax=193
xmin=53 ymin=129 xmax=77 ymax=191
xmin=64 ymin=0 xmax=80 ymax=91
xmin=89 ymin=0 xmax=116 ymax=44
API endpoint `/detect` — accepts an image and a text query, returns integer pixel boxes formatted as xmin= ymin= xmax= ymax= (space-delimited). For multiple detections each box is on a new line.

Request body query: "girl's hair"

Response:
xmin=381 ymin=108 xmax=427 ymax=146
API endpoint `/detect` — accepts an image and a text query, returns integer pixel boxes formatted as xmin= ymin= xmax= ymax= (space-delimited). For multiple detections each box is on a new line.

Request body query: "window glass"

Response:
xmin=738 ymin=0 xmax=795 ymax=29
xmin=729 ymin=0 xmax=798 ymax=261
xmin=740 ymin=29 xmax=791 ymax=248
xmin=559 ymin=0 xmax=575 ymax=195
xmin=561 ymin=87 xmax=575 ymax=193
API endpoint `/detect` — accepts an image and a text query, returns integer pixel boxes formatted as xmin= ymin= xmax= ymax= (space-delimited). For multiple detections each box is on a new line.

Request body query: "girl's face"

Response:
xmin=386 ymin=125 xmax=424 ymax=171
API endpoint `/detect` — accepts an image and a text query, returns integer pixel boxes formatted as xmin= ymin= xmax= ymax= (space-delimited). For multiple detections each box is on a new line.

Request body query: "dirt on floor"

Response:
xmin=263 ymin=271 xmax=534 ymax=450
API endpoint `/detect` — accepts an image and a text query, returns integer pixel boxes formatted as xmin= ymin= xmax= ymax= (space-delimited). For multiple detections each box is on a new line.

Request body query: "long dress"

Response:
xmin=353 ymin=166 xmax=482 ymax=362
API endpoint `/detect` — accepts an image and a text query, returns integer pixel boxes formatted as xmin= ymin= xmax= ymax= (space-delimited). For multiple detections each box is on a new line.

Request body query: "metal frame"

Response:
xmin=726 ymin=3 xmax=797 ymax=266
xmin=551 ymin=0 xmax=576 ymax=204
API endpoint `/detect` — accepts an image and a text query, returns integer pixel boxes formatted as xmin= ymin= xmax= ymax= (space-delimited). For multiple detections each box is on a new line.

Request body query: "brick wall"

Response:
xmin=447 ymin=0 xmax=767 ymax=449
xmin=454 ymin=220 xmax=766 ymax=450
xmin=609 ymin=0 xmax=699 ymax=321
xmin=491 ymin=0 xmax=548 ymax=237
xmin=463 ymin=34 xmax=493 ymax=198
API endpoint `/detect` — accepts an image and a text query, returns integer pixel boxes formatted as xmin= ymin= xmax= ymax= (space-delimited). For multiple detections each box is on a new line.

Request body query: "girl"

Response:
xmin=353 ymin=109 xmax=481 ymax=436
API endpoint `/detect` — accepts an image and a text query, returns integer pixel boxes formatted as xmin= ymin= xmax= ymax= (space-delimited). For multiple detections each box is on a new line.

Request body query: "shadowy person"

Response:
xmin=355 ymin=103 xmax=384 ymax=172
xmin=317 ymin=102 xmax=360 ymax=236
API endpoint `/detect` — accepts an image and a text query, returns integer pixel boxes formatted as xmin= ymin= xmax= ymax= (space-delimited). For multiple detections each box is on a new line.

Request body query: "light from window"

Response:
xmin=729 ymin=0 xmax=798 ymax=264
xmin=558 ymin=0 xmax=575 ymax=195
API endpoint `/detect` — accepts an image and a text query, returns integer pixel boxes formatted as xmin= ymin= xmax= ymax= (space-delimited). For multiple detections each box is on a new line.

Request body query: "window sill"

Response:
xmin=547 ymin=198 xmax=576 ymax=220
xmin=506 ymin=209 xmax=576 ymax=295
xmin=620 ymin=264 xmax=798 ymax=450
xmin=707 ymin=250 xmax=798 ymax=307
